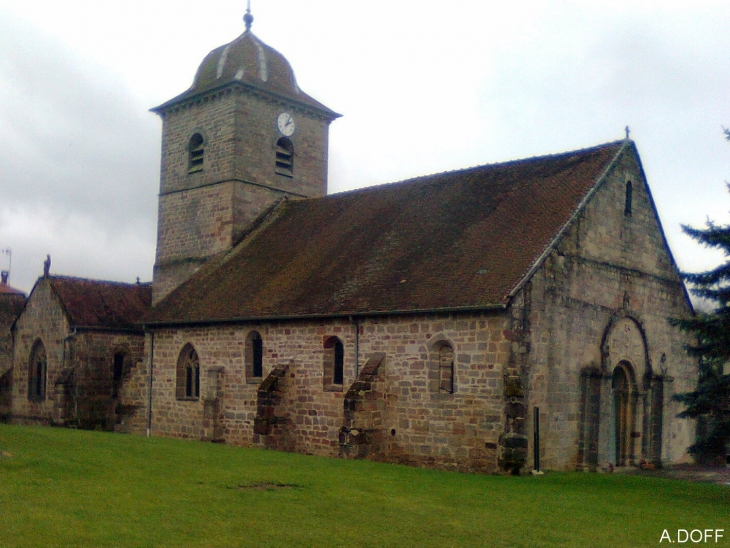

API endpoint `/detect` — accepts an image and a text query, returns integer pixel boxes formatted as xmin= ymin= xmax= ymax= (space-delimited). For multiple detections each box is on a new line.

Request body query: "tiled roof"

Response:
xmin=48 ymin=276 xmax=152 ymax=331
xmin=0 ymin=293 xmax=26 ymax=329
xmin=147 ymin=140 xmax=628 ymax=324
xmin=0 ymin=282 xmax=24 ymax=296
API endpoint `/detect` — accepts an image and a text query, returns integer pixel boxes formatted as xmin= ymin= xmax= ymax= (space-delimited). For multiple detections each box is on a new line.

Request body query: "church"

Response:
xmin=2 ymin=10 xmax=696 ymax=473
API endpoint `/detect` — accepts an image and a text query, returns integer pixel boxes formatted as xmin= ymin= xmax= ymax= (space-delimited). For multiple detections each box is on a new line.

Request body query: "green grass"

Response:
xmin=0 ymin=425 xmax=728 ymax=547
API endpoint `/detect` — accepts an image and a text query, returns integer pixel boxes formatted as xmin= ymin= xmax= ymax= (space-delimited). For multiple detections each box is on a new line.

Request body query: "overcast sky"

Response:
xmin=1 ymin=1 xmax=729 ymax=295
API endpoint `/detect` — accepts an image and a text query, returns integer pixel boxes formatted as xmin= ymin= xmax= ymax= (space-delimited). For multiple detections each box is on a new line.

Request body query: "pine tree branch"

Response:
xmin=670 ymin=127 xmax=730 ymax=461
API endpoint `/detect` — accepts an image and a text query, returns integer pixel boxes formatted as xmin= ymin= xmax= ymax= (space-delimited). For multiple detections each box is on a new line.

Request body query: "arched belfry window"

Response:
xmin=624 ymin=180 xmax=633 ymax=217
xmin=245 ymin=331 xmax=263 ymax=381
xmin=188 ymin=133 xmax=205 ymax=173
xmin=28 ymin=339 xmax=47 ymax=402
xmin=275 ymin=137 xmax=294 ymax=177
xmin=176 ymin=343 xmax=200 ymax=400
xmin=323 ymin=336 xmax=344 ymax=390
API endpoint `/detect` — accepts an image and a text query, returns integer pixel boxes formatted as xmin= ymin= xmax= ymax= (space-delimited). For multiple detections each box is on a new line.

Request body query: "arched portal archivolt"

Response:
xmin=578 ymin=314 xmax=664 ymax=469
xmin=603 ymin=316 xmax=649 ymax=376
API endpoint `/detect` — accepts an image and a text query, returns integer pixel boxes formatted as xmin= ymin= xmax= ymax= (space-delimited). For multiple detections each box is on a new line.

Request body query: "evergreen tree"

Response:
xmin=671 ymin=128 xmax=730 ymax=462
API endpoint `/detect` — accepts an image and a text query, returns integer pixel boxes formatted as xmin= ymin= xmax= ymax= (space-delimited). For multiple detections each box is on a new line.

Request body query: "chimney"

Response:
xmin=1 ymin=270 xmax=8 ymax=285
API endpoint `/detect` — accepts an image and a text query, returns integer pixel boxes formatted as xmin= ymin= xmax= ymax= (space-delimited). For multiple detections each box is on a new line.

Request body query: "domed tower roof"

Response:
xmin=153 ymin=14 xmax=339 ymax=118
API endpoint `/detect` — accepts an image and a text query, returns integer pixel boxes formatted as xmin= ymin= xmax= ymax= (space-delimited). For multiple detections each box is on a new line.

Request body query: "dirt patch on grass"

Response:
xmin=231 ymin=482 xmax=299 ymax=491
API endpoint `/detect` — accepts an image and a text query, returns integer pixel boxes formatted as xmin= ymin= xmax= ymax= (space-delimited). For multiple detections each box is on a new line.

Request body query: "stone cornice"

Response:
xmin=152 ymin=81 xmax=341 ymax=123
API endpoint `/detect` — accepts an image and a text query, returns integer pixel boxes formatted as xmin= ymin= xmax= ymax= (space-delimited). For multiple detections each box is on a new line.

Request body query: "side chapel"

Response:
xmin=6 ymin=10 xmax=696 ymax=473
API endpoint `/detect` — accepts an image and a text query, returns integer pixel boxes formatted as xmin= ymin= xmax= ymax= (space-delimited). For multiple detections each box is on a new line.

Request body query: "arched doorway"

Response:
xmin=613 ymin=361 xmax=636 ymax=466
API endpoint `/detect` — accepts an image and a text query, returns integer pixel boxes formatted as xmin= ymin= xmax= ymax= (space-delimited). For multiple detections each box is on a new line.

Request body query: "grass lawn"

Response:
xmin=0 ymin=424 xmax=728 ymax=547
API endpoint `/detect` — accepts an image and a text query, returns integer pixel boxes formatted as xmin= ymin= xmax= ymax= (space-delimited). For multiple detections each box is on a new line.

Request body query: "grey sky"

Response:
xmin=1 ymin=0 xmax=729 ymax=294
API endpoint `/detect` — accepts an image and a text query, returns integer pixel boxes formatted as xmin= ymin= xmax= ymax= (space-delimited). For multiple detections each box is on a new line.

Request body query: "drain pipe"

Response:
xmin=61 ymin=328 xmax=78 ymax=423
xmin=146 ymin=331 xmax=155 ymax=437
xmin=533 ymin=406 xmax=542 ymax=475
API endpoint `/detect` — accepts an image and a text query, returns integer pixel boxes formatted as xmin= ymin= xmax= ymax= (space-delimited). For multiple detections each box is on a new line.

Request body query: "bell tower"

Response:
xmin=151 ymin=9 xmax=340 ymax=304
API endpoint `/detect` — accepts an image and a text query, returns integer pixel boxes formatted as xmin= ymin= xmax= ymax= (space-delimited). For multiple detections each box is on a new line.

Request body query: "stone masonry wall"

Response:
xmin=11 ymin=279 xmax=70 ymax=424
xmin=524 ymin=146 xmax=695 ymax=470
xmin=115 ymin=332 xmax=152 ymax=435
xmin=144 ymin=311 xmax=509 ymax=473
xmin=359 ymin=315 xmax=508 ymax=472
xmin=0 ymin=293 xmax=25 ymax=419
xmin=0 ymin=294 xmax=25 ymax=376
xmin=72 ymin=331 xmax=146 ymax=430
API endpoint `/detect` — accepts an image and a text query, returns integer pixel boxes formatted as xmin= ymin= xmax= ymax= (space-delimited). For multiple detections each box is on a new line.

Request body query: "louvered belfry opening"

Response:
xmin=275 ymin=137 xmax=293 ymax=177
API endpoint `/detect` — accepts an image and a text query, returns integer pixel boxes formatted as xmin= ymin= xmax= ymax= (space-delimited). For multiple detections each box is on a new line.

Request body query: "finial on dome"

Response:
xmin=244 ymin=0 xmax=253 ymax=31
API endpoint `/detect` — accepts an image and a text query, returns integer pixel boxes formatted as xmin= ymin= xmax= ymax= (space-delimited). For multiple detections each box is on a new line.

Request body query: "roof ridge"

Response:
xmin=47 ymin=274 xmax=149 ymax=287
xmin=325 ymin=140 xmax=627 ymax=199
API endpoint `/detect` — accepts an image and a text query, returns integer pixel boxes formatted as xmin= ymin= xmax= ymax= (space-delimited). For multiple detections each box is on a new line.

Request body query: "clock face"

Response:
xmin=277 ymin=112 xmax=295 ymax=136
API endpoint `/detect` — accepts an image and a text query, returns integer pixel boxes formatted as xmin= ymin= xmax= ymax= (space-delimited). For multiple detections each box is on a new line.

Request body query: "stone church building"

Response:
xmin=4 ymin=12 xmax=696 ymax=473
xmin=10 ymin=274 xmax=150 ymax=430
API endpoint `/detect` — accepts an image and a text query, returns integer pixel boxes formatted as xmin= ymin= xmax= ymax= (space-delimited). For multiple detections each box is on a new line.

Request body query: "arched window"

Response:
xmin=438 ymin=343 xmax=454 ymax=394
xmin=624 ymin=180 xmax=633 ymax=217
xmin=28 ymin=339 xmax=47 ymax=402
xmin=176 ymin=343 xmax=200 ymax=400
xmin=111 ymin=349 xmax=131 ymax=399
xmin=323 ymin=336 xmax=344 ymax=390
xmin=188 ymin=133 xmax=205 ymax=173
xmin=245 ymin=331 xmax=263 ymax=381
xmin=275 ymin=137 xmax=294 ymax=177
xmin=430 ymin=340 xmax=455 ymax=394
